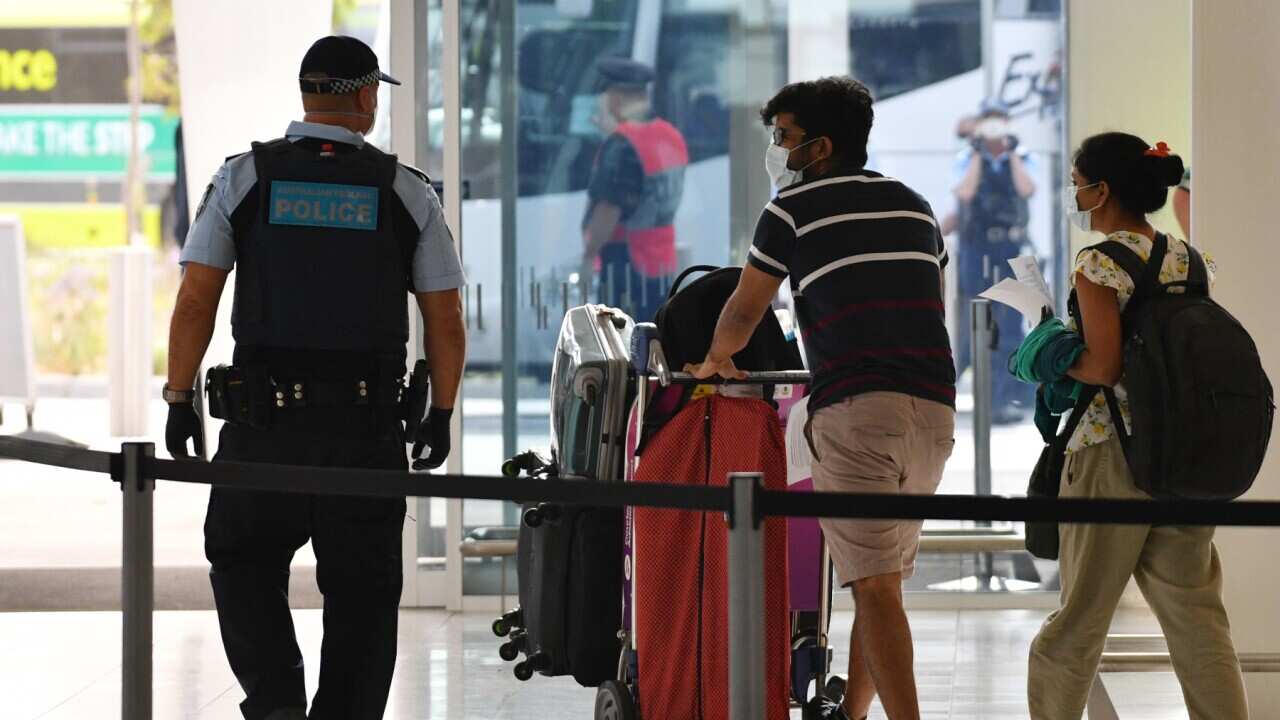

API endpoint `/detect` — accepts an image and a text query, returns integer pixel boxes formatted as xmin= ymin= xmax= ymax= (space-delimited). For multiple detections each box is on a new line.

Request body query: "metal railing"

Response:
xmin=3 ymin=434 xmax=1280 ymax=720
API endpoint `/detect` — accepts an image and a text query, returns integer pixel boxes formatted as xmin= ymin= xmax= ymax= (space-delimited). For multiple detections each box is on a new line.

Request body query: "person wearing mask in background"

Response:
xmin=1022 ymin=134 xmax=1247 ymax=719
xmin=163 ymin=36 xmax=466 ymax=720
xmin=687 ymin=76 xmax=955 ymax=720
xmin=581 ymin=57 xmax=688 ymax=322
xmin=1173 ymin=166 xmax=1191 ymax=240
xmin=952 ymin=99 xmax=1037 ymax=424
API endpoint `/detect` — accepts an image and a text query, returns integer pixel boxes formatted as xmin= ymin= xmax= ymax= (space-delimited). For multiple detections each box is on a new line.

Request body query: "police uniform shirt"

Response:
xmin=180 ymin=121 xmax=465 ymax=294
xmin=587 ymin=134 xmax=645 ymax=221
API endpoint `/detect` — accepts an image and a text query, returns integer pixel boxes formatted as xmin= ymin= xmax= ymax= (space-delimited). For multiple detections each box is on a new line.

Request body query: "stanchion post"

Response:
xmin=120 ymin=441 xmax=154 ymax=720
xmin=971 ymin=299 xmax=994 ymax=505
xmin=728 ymin=472 xmax=765 ymax=720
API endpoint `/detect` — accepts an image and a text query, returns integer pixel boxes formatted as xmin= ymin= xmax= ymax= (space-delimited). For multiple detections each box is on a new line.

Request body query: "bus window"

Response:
xmin=653 ymin=10 xmax=732 ymax=163
xmin=848 ymin=0 xmax=981 ymax=102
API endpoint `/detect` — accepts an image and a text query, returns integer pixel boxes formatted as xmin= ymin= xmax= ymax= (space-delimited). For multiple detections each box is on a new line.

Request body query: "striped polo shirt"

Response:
xmin=748 ymin=168 xmax=956 ymax=412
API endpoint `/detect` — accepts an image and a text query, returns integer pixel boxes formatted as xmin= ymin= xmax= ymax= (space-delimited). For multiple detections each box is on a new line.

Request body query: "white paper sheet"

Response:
xmin=977 ymin=256 xmax=1055 ymax=321
xmin=979 ymin=278 xmax=1052 ymax=321
xmin=1007 ymin=256 xmax=1055 ymax=309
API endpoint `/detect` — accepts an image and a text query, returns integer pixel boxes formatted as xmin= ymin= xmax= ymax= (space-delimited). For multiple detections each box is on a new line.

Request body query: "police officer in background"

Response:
xmin=581 ymin=57 xmax=688 ymax=322
xmin=162 ymin=36 xmax=466 ymax=720
xmin=952 ymin=99 xmax=1037 ymax=424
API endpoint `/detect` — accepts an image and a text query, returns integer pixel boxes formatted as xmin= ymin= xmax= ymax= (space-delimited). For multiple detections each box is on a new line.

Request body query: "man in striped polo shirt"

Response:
xmin=687 ymin=77 xmax=956 ymax=720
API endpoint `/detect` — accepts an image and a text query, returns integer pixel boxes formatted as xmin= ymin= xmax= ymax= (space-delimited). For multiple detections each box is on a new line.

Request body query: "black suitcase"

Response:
xmin=503 ymin=503 xmax=623 ymax=686
xmin=494 ymin=305 xmax=633 ymax=686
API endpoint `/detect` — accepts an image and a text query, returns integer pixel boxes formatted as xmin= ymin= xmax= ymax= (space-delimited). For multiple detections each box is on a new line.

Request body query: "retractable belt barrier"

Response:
xmin=5 ymin=432 xmax=1280 ymax=720
xmin=5 ymin=435 xmax=1279 ymax=527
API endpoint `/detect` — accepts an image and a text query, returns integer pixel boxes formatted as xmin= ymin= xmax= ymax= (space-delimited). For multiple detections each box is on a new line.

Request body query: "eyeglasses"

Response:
xmin=768 ymin=126 xmax=805 ymax=146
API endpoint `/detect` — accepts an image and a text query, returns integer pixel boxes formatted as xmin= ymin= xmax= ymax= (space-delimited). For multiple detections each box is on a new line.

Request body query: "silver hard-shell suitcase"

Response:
xmin=549 ymin=304 xmax=635 ymax=482
xmin=495 ymin=304 xmax=635 ymax=685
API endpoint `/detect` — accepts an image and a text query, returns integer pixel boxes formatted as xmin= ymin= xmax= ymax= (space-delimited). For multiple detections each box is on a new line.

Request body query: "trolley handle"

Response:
xmin=659 ymin=370 xmax=812 ymax=387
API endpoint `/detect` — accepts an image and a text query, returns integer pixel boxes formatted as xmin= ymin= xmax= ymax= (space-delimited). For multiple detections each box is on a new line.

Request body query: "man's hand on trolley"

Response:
xmin=684 ymin=353 xmax=747 ymax=381
xmin=411 ymin=406 xmax=454 ymax=470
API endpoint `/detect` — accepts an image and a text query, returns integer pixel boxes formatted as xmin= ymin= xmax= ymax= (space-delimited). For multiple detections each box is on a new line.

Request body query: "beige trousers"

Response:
xmin=1027 ymin=437 xmax=1248 ymax=720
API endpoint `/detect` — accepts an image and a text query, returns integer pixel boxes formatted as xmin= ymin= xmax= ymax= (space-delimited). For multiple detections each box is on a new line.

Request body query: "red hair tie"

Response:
xmin=1144 ymin=141 xmax=1171 ymax=158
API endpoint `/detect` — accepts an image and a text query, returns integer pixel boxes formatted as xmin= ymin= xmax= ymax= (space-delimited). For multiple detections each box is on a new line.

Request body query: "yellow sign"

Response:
xmin=0 ymin=48 xmax=57 ymax=92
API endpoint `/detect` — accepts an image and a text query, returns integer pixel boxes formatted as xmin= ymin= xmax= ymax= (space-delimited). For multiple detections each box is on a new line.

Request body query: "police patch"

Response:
xmin=268 ymin=181 xmax=379 ymax=231
xmin=194 ymin=182 xmax=214 ymax=221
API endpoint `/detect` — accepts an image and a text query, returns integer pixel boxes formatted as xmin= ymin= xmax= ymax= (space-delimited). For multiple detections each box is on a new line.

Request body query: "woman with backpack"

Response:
xmin=1024 ymin=133 xmax=1250 ymax=719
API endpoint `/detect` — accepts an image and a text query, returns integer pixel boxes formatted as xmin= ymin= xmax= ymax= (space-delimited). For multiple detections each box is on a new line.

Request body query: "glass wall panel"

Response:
xmin=422 ymin=0 xmax=1066 ymax=596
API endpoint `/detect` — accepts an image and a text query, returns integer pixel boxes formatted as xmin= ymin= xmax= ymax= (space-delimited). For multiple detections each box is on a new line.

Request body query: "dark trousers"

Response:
xmin=205 ymin=409 xmax=407 ymax=720
xmin=954 ymin=236 xmax=1034 ymax=412
xmin=599 ymin=242 xmax=668 ymax=323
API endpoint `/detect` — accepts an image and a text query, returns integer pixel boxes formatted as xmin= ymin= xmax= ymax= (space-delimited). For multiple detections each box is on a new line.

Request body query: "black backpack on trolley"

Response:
xmin=1093 ymin=234 xmax=1273 ymax=500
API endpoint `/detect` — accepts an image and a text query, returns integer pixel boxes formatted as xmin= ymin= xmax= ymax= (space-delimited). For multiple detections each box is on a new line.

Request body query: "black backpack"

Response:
xmin=1087 ymin=234 xmax=1273 ymax=500
xmin=637 ymin=265 xmax=803 ymax=452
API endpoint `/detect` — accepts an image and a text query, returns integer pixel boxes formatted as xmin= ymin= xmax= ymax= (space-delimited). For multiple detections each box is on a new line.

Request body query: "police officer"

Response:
xmin=581 ymin=57 xmax=688 ymax=322
xmin=952 ymin=99 xmax=1037 ymax=424
xmin=162 ymin=36 xmax=466 ymax=720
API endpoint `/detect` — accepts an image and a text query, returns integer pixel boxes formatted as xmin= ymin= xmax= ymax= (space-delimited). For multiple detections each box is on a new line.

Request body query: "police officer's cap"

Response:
xmin=978 ymin=98 xmax=1012 ymax=118
xmin=299 ymin=36 xmax=401 ymax=95
xmin=596 ymin=57 xmax=655 ymax=91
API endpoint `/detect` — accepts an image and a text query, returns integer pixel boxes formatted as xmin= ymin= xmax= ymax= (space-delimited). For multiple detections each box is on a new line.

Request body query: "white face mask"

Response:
xmin=978 ymin=118 xmax=1010 ymax=140
xmin=1065 ymin=182 xmax=1103 ymax=232
xmin=765 ymin=138 xmax=821 ymax=189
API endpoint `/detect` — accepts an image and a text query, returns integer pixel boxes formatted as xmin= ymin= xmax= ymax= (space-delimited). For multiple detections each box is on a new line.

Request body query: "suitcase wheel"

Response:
xmin=513 ymin=652 xmax=548 ymax=682
xmin=593 ymin=680 xmax=637 ymax=720
xmin=498 ymin=631 xmax=526 ymax=662
xmin=823 ymin=676 xmax=847 ymax=705
xmin=492 ymin=608 xmax=523 ymax=637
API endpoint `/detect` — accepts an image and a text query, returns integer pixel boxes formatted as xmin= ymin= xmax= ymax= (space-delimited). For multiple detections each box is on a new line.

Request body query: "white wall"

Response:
xmin=172 ymin=0 xmax=330 ymax=453
xmin=1067 ymin=0 xmax=1191 ymax=252
xmin=1192 ymin=0 xmax=1280 ymax=711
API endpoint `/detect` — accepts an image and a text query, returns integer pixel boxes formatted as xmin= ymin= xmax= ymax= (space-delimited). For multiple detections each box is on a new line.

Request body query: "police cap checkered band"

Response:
xmin=299 ymin=35 xmax=400 ymax=94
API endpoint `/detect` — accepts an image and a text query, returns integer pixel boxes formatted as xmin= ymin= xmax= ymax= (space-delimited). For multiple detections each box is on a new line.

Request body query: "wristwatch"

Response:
xmin=162 ymin=384 xmax=196 ymax=404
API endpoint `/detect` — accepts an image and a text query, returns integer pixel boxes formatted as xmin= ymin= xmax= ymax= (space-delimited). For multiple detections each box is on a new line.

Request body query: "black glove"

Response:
xmin=165 ymin=402 xmax=205 ymax=460
xmin=411 ymin=406 xmax=453 ymax=470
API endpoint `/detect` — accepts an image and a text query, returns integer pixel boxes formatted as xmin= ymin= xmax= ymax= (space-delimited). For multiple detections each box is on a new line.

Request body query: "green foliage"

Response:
xmin=333 ymin=0 xmax=361 ymax=31
xmin=140 ymin=0 xmax=180 ymax=112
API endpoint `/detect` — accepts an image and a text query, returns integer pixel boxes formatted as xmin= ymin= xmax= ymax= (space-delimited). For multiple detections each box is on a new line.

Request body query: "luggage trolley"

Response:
xmin=491 ymin=307 xmax=842 ymax=719
xmin=594 ymin=324 xmax=843 ymax=720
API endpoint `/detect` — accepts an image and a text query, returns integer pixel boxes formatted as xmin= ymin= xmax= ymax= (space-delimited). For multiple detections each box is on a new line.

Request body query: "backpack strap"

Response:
xmin=1180 ymin=242 xmax=1212 ymax=297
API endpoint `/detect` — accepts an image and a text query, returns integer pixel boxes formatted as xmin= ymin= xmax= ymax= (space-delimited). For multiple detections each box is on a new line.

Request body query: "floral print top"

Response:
xmin=1065 ymin=231 xmax=1216 ymax=454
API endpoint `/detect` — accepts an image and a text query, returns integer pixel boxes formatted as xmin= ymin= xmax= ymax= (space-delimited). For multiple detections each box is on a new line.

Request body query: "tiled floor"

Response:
xmin=2 ymin=608 xmax=1190 ymax=720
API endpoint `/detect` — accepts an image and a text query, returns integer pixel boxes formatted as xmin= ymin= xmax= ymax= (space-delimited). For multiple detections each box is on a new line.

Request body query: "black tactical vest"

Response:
xmin=965 ymin=153 xmax=1030 ymax=235
xmin=231 ymin=138 xmax=413 ymax=358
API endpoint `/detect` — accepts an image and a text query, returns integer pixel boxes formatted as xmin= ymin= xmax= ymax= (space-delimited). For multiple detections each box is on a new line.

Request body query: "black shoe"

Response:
xmin=802 ymin=695 xmax=851 ymax=720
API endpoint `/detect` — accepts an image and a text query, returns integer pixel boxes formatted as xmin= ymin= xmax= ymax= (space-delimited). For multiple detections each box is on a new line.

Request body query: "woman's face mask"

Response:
xmin=1065 ymin=181 xmax=1104 ymax=232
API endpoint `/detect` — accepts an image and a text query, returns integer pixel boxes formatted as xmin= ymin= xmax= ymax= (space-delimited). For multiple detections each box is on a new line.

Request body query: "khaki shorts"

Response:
xmin=806 ymin=392 xmax=955 ymax=584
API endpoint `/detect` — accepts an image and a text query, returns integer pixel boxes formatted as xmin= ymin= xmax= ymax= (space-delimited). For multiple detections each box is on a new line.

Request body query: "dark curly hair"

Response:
xmin=1074 ymin=132 xmax=1185 ymax=216
xmin=760 ymin=76 xmax=874 ymax=169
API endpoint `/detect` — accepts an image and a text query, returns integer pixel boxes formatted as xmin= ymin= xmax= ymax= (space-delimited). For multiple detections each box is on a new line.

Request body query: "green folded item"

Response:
xmin=1010 ymin=317 xmax=1085 ymax=385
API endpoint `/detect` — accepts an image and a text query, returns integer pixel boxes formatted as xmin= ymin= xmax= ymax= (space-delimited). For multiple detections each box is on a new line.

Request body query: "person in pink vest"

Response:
xmin=581 ymin=57 xmax=689 ymax=321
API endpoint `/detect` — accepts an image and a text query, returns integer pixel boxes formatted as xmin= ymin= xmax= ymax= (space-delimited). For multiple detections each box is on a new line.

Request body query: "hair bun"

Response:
xmin=1142 ymin=152 xmax=1185 ymax=188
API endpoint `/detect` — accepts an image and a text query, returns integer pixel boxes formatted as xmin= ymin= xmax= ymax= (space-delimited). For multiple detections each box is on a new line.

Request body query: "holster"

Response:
xmin=403 ymin=359 xmax=431 ymax=440
xmin=205 ymin=364 xmax=271 ymax=429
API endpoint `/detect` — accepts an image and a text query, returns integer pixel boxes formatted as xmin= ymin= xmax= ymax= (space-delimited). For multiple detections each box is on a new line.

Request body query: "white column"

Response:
xmin=1066 ymin=0 xmax=1191 ymax=253
xmin=109 ymin=245 xmax=153 ymax=437
xmin=172 ymin=0 xmax=330 ymax=454
xmin=787 ymin=0 xmax=848 ymax=83
xmin=1192 ymin=0 xmax=1280 ymax=710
